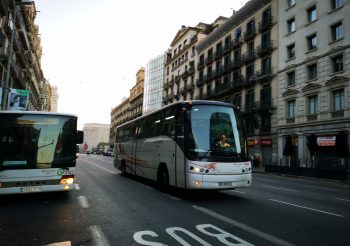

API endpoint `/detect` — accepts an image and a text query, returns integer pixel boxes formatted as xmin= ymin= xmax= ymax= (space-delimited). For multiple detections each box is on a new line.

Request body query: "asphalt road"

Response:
xmin=1 ymin=154 xmax=349 ymax=246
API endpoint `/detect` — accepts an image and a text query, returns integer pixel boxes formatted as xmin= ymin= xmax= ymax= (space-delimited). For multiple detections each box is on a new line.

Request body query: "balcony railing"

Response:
xmin=181 ymin=71 xmax=189 ymax=81
xmin=244 ymin=75 xmax=256 ymax=87
xmin=332 ymin=110 xmax=344 ymax=118
xmin=205 ymin=55 xmax=213 ymax=65
xmin=286 ymin=118 xmax=295 ymax=123
xmin=174 ymin=76 xmax=181 ymax=84
xmin=180 ymin=86 xmax=186 ymax=94
xmin=186 ymin=83 xmax=195 ymax=92
xmin=204 ymin=73 xmax=213 ymax=83
xmin=307 ymin=114 xmax=317 ymax=121
xmin=214 ymin=49 xmax=223 ymax=60
xmin=232 ymin=37 xmax=242 ymax=48
xmin=242 ymin=51 xmax=256 ymax=63
xmin=258 ymin=16 xmax=273 ymax=33
xmin=197 ymin=60 xmax=205 ymax=70
xmin=257 ymin=40 xmax=274 ymax=57
xmin=259 ymin=99 xmax=272 ymax=109
xmin=196 ymin=77 xmax=204 ymax=86
xmin=168 ymin=80 xmax=174 ymax=87
xmin=256 ymin=67 xmax=272 ymax=83
xmin=224 ymin=41 xmax=233 ymax=54
xmin=243 ymin=26 xmax=256 ymax=41
xmin=231 ymin=57 xmax=242 ymax=69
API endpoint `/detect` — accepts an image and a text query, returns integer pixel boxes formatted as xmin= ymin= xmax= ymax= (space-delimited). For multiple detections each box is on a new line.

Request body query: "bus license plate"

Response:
xmin=21 ymin=187 xmax=42 ymax=193
xmin=219 ymin=182 xmax=232 ymax=187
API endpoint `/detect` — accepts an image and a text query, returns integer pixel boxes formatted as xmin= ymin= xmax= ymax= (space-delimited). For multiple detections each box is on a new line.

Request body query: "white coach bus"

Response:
xmin=0 ymin=111 xmax=83 ymax=195
xmin=114 ymin=100 xmax=252 ymax=190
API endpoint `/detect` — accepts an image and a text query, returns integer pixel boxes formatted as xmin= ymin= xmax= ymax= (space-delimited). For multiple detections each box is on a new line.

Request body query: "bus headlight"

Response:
xmin=60 ymin=175 xmax=74 ymax=185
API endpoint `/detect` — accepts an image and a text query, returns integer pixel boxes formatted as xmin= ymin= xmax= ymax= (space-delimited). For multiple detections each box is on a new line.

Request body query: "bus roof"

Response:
xmin=0 ymin=111 xmax=78 ymax=118
xmin=117 ymin=100 xmax=240 ymax=129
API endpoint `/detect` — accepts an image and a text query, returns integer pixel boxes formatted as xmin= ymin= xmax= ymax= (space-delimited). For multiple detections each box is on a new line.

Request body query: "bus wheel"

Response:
xmin=157 ymin=166 xmax=169 ymax=192
xmin=121 ymin=162 xmax=127 ymax=177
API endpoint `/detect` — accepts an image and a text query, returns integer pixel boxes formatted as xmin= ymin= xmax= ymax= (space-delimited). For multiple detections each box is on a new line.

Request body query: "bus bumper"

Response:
xmin=186 ymin=173 xmax=252 ymax=189
xmin=0 ymin=184 xmax=75 ymax=195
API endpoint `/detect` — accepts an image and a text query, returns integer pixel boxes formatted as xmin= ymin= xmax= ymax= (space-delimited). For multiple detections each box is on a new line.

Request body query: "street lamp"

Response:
xmin=0 ymin=0 xmax=34 ymax=110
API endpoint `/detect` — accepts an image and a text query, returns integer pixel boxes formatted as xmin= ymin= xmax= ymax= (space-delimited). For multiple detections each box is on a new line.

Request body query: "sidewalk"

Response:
xmin=252 ymin=166 xmax=350 ymax=185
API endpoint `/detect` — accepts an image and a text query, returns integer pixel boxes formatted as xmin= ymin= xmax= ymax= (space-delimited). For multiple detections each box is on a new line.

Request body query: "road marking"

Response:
xmin=82 ymin=159 xmax=117 ymax=174
xmin=78 ymin=196 xmax=89 ymax=208
xmin=89 ymin=225 xmax=110 ymax=246
xmin=192 ymin=205 xmax=296 ymax=246
xmin=134 ymin=181 xmax=154 ymax=190
xmin=45 ymin=242 xmax=71 ymax=246
xmin=270 ymin=199 xmax=344 ymax=218
xmin=335 ymin=197 xmax=350 ymax=202
xmin=230 ymin=190 xmax=246 ymax=195
xmin=74 ymin=183 xmax=81 ymax=190
xmin=162 ymin=193 xmax=182 ymax=201
xmin=302 ymin=185 xmax=337 ymax=191
xmin=263 ymin=185 xmax=298 ymax=193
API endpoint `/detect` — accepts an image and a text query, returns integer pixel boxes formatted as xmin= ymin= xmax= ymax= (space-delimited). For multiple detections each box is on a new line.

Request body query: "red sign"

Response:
xmin=261 ymin=139 xmax=272 ymax=146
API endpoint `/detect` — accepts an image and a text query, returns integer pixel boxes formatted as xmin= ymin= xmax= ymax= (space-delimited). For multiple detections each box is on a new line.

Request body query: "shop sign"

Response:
xmin=317 ymin=136 xmax=336 ymax=147
xmin=261 ymin=139 xmax=272 ymax=145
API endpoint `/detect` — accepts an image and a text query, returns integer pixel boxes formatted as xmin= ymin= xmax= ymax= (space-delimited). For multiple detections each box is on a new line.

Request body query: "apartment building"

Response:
xmin=0 ymin=1 xmax=48 ymax=110
xmin=277 ymin=0 xmax=350 ymax=168
xmin=163 ymin=19 xmax=228 ymax=105
xmin=143 ymin=53 xmax=166 ymax=114
xmin=195 ymin=0 xmax=279 ymax=166
xmin=129 ymin=67 xmax=144 ymax=120
xmin=110 ymin=97 xmax=130 ymax=143
xmin=50 ymin=85 xmax=59 ymax=112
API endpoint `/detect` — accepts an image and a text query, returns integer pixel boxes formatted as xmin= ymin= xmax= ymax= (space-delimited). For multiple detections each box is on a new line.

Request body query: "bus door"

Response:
xmin=131 ymin=140 xmax=137 ymax=175
xmin=175 ymin=105 xmax=186 ymax=188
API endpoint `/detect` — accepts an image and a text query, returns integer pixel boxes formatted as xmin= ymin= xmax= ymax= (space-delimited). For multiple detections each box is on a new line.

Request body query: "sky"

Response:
xmin=34 ymin=0 xmax=249 ymax=130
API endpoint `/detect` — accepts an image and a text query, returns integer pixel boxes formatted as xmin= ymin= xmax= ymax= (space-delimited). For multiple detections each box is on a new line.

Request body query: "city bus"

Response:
xmin=0 ymin=111 xmax=83 ymax=195
xmin=114 ymin=100 xmax=251 ymax=190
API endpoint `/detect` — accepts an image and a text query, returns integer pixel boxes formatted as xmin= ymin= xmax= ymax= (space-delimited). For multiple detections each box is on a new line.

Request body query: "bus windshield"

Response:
xmin=0 ymin=114 xmax=77 ymax=170
xmin=189 ymin=105 xmax=244 ymax=158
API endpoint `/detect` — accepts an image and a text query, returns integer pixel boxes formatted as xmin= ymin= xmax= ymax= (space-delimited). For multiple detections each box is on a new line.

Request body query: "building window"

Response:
xmin=287 ymin=71 xmax=295 ymax=86
xmin=246 ymin=64 xmax=255 ymax=80
xmin=331 ymin=0 xmax=343 ymax=10
xmin=307 ymin=63 xmax=317 ymax=80
xmin=287 ymin=43 xmax=295 ymax=59
xmin=287 ymin=17 xmax=296 ymax=33
xmin=233 ymin=94 xmax=241 ymax=107
xmin=333 ymin=89 xmax=344 ymax=111
xmin=288 ymin=0 xmax=296 ymax=8
xmin=287 ymin=100 xmax=296 ymax=118
xmin=261 ymin=57 xmax=271 ymax=74
xmin=307 ymin=33 xmax=317 ymax=50
xmin=332 ymin=54 xmax=343 ymax=73
xmin=308 ymin=95 xmax=318 ymax=115
xmin=331 ymin=21 xmax=343 ymax=41
xmin=246 ymin=19 xmax=255 ymax=35
xmin=307 ymin=6 xmax=317 ymax=23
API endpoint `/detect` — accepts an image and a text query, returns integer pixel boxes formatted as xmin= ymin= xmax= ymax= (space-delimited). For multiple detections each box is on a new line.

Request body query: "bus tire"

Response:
xmin=121 ymin=161 xmax=127 ymax=177
xmin=157 ymin=165 xmax=169 ymax=192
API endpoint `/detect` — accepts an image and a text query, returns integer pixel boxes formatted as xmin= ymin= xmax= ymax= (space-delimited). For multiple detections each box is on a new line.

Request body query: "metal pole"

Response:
xmin=1 ymin=1 xmax=17 ymax=110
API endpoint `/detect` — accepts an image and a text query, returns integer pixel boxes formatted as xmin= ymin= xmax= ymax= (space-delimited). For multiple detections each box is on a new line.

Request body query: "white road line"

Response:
xmin=74 ymin=183 xmax=81 ymax=190
xmin=263 ymin=185 xmax=298 ymax=193
xmin=302 ymin=185 xmax=337 ymax=191
xmin=82 ymin=159 xmax=117 ymax=175
xmin=230 ymin=190 xmax=246 ymax=194
xmin=78 ymin=196 xmax=89 ymax=208
xmin=161 ymin=193 xmax=182 ymax=201
xmin=134 ymin=181 xmax=153 ymax=190
xmin=89 ymin=225 xmax=110 ymax=246
xmin=335 ymin=197 xmax=350 ymax=202
xmin=270 ymin=199 xmax=344 ymax=218
xmin=45 ymin=242 xmax=71 ymax=246
xmin=192 ymin=205 xmax=296 ymax=246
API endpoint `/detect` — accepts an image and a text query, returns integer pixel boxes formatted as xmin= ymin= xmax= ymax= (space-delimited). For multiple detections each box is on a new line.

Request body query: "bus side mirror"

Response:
xmin=76 ymin=131 xmax=84 ymax=144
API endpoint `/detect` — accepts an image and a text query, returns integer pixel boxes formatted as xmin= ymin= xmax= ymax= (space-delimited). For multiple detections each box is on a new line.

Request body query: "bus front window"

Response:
xmin=189 ymin=105 xmax=243 ymax=158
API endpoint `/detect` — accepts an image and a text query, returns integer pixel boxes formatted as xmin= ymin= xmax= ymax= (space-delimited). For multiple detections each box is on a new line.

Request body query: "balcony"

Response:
xmin=213 ymin=67 xmax=223 ymax=79
xmin=243 ymin=26 xmax=256 ymax=41
xmin=204 ymin=73 xmax=213 ymax=83
xmin=332 ymin=110 xmax=344 ymax=118
xmin=168 ymin=79 xmax=174 ymax=88
xmin=286 ymin=118 xmax=295 ymax=124
xmin=186 ymin=83 xmax=195 ymax=92
xmin=214 ymin=49 xmax=223 ymax=60
xmin=181 ymin=71 xmax=189 ymax=81
xmin=180 ymin=86 xmax=186 ymax=94
xmin=196 ymin=77 xmax=204 ymax=87
xmin=257 ymin=40 xmax=274 ymax=57
xmin=259 ymin=99 xmax=272 ymax=110
xmin=258 ymin=16 xmax=273 ymax=33
xmin=244 ymin=75 xmax=256 ymax=87
xmin=197 ymin=60 xmax=205 ymax=70
xmin=223 ymin=62 xmax=232 ymax=74
xmin=174 ymin=75 xmax=181 ymax=84
xmin=223 ymin=41 xmax=233 ymax=54
xmin=205 ymin=55 xmax=214 ymax=65
xmin=256 ymin=67 xmax=272 ymax=83
xmin=242 ymin=51 xmax=256 ymax=64
xmin=174 ymin=91 xmax=180 ymax=100
xmin=163 ymin=82 xmax=169 ymax=90
xmin=307 ymin=114 xmax=317 ymax=121
xmin=232 ymin=37 xmax=242 ymax=48
xmin=188 ymin=66 xmax=195 ymax=75
xmin=231 ymin=58 xmax=242 ymax=69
